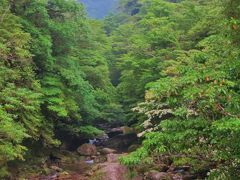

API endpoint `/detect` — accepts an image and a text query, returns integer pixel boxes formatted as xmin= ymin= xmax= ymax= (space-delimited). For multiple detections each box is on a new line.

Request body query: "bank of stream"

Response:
xmin=13 ymin=125 xmax=205 ymax=180
xmin=18 ymin=126 xmax=139 ymax=180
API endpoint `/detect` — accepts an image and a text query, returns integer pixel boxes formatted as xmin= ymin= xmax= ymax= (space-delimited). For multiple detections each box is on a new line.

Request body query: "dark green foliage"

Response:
xmin=113 ymin=0 xmax=240 ymax=178
xmin=0 ymin=1 xmax=57 ymax=176
xmin=0 ymin=0 xmax=121 ymax=177
xmin=1 ymin=0 xmax=240 ymax=178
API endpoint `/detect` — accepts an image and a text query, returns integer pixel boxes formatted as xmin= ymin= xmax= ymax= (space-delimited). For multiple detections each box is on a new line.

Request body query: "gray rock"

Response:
xmin=101 ymin=148 xmax=117 ymax=155
xmin=50 ymin=165 xmax=63 ymax=172
xmin=77 ymin=143 xmax=97 ymax=156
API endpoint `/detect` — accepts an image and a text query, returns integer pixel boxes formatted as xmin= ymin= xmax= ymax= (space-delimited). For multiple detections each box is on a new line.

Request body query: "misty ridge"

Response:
xmin=78 ymin=0 xmax=119 ymax=19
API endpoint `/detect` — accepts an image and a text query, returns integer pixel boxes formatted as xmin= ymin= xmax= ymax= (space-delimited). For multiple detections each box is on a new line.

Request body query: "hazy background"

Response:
xmin=78 ymin=0 xmax=119 ymax=19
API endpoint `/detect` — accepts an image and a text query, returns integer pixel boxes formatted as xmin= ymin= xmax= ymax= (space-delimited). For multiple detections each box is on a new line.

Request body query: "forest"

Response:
xmin=0 ymin=0 xmax=240 ymax=179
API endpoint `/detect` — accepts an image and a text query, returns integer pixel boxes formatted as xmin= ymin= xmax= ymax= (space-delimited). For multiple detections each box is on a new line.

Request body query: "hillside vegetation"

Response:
xmin=0 ymin=0 xmax=240 ymax=179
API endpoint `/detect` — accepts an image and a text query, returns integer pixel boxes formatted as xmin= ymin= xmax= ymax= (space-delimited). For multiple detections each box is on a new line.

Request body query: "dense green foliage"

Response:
xmin=1 ymin=0 xmax=240 ymax=178
xmin=0 ymin=0 xmax=121 ymax=176
xmin=111 ymin=0 xmax=240 ymax=178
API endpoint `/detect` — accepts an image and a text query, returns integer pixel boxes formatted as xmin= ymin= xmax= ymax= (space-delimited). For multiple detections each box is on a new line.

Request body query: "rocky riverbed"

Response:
xmin=17 ymin=126 xmax=139 ymax=180
xmin=13 ymin=126 xmax=201 ymax=180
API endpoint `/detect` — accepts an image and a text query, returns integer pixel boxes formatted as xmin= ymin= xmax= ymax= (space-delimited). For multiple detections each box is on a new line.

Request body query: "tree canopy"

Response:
xmin=1 ymin=0 xmax=240 ymax=178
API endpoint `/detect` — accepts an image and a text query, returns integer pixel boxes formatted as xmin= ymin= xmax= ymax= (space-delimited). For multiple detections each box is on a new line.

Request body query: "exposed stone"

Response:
xmin=101 ymin=148 xmax=117 ymax=155
xmin=107 ymin=153 xmax=121 ymax=163
xmin=108 ymin=127 xmax=123 ymax=138
xmin=107 ymin=126 xmax=135 ymax=138
xmin=77 ymin=144 xmax=97 ymax=156
xmin=102 ymin=133 xmax=138 ymax=151
xmin=50 ymin=165 xmax=63 ymax=172
xmin=96 ymin=132 xmax=109 ymax=141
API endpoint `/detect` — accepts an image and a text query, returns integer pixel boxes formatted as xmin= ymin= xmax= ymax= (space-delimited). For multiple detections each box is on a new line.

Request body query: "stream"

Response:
xmin=20 ymin=125 xmax=202 ymax=180
xmin=29 ymin=126 xmax=139 ymax=180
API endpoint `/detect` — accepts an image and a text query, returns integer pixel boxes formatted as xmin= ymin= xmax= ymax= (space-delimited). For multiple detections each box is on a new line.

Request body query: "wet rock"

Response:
xmin=101 ymin=148 xmax=117 ymax=155
xmin=102 ymin=133 xmax=138 ymax=151
xmin=107 ymin=126 xmax=135 ymax=138
xmin=108 ymin=127 xmax=123 ymax=138
xmin=50 ymin=165 xmax=63 ymax=172
xmin=107 ymin=154 xmax=121 ymax=163
xmin=77 ymin=144 xmax=97 ymax=156
xmin=96 ymin=132 xmax=109 ymax=142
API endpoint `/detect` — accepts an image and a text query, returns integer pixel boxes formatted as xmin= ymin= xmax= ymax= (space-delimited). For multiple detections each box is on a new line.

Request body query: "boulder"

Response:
xmin=96 ymin=132 xmax=109 ymax=141
xmin=107 ymin=126 xmax=135 ymax=138
xmin=77 ymin=144 xmax=97 ymax=156
xmin=101 ymin=148 xmax=117 ymax=155
xmin=102 ymin=133 xmax=138 ymax=151
xmin=108 ymin=127 xmax=123 ymax=138
xmin=50 ymin=165 xmax=63 ymax=172
xmin=107 ymin=154 xmax=121 ymax=163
